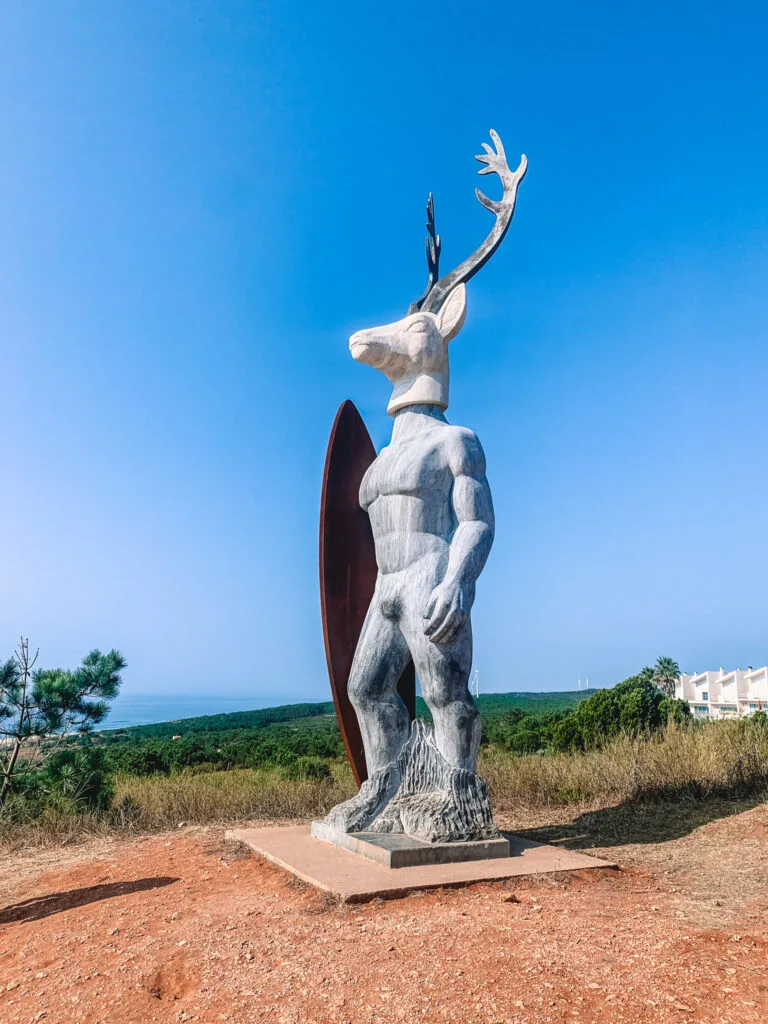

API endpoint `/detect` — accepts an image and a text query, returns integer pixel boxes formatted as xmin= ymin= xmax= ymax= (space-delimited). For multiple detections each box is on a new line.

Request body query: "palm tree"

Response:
xmin=653 ymin=656 xmax=680 ymax=699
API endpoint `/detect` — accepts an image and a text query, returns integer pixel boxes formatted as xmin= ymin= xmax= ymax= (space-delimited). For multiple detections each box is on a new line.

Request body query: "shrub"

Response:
xmin=283 ymin=756 xmax=333 ymax=782
xmin=659 ymin=697 xmax=692 ymax=725
xmin=551 ymin=676 xmax=679 ymax=752
xmin=40 ymin=747 xmax=114 ymax=809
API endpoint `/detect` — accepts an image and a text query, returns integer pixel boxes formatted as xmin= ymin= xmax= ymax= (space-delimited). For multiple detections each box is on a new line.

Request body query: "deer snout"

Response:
xmin=348 ymin=328 xmax=372 ymax=361
xmin=349 ymin=328 xmax=398 ymax=371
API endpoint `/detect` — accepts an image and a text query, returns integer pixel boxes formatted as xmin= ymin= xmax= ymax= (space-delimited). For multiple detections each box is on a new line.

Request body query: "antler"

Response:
xmin=408 ymin=193 xmax=442 ymax=314
xmin=421 ymin=130 xmax=526 ymax=314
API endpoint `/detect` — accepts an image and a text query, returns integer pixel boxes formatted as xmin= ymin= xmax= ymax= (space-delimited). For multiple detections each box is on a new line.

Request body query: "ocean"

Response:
xmin=97 ymin=693 xmax=317 ymax=731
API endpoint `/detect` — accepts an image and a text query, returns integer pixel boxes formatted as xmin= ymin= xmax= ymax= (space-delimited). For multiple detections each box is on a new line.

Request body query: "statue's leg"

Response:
xmin=348 ymin=597 xmax=411 ymax=774
xmin=406 ymin=611 xmax=479 ymax=773
xmin=321 ymin=598 xmax=410 ymax=834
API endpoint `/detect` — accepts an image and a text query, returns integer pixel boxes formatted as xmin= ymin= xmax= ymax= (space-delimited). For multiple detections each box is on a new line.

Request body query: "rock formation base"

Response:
xmin=322 ymin=720 xmax=499 ymax=844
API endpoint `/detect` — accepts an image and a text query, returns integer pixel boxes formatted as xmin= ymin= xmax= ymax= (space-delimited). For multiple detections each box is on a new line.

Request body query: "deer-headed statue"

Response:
xmin=319 ymin=131 xmax=527 ymax=844
xmin=350 ymin=130 xmax=527 ymax=414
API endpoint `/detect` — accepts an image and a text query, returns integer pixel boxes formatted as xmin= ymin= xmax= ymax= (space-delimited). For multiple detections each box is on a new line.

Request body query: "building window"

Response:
xmin=701 ymin=691 xmax=709 ymax=701
xmin=750 ymin=704 xmax=759 ymax=711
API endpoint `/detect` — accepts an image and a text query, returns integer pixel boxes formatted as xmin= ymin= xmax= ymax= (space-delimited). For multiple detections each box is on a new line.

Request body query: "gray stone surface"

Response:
xmin=322 ymin=720 xmax=498 ymax=844
xmin=310 ymin=821 xmax=510 ymax=868
xmin=323 ymin=313 xmax=498 ymax=843
xmin=322 ymin=132 xmax=527 ymax=845
xmin=341 ymin=401 xmax=494 ymax=778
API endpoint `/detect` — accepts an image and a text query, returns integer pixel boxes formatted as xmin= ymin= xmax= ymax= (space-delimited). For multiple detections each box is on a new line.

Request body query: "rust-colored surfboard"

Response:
xmin=319 ymin=400 xmax=416 ymax=786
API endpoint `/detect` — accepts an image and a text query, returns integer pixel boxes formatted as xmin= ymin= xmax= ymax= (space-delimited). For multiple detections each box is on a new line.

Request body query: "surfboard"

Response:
xmin=319 ymin=400 xmax=416 ymax=786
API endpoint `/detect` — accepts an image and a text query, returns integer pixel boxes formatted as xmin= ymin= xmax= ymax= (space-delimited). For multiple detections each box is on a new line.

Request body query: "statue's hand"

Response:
xmin=423 ymin=580 xmax=473 ymax=646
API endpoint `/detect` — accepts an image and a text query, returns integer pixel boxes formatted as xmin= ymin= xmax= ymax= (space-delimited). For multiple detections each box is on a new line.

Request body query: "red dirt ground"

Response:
xmin=1 ymin=803 xmax=767 ymax=1024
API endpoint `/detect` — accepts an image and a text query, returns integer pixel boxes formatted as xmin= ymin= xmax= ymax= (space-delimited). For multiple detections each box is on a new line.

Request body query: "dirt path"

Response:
xmin=1 ymin=802 xmax=766 ymax=1024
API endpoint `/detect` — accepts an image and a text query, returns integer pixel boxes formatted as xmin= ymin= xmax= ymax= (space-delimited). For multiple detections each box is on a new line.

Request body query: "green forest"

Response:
xmin=92 ymin=688 xmax=601 ymax=781
xmin=44 ymin=677 xmax=693 ymax=797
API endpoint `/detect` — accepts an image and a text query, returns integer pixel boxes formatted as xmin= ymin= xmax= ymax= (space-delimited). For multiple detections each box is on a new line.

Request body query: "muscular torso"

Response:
xmin=360 ymin=423 xmax=468 ymax=576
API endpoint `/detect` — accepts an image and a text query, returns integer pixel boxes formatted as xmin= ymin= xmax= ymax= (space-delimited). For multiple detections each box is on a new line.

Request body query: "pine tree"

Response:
xmin=0 ymin=638 xmax=125 ymax=808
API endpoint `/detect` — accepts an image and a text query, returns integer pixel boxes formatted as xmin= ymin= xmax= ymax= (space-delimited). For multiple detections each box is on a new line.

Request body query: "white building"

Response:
xmin=675 ymin=667 xmax=768 ymax=719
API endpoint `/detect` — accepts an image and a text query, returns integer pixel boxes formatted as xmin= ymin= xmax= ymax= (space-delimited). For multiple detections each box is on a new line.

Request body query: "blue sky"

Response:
xmin=1 ymin=1 xmax=767 ymax=698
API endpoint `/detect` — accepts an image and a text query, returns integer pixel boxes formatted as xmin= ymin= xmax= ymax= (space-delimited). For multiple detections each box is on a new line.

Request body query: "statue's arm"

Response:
xmin=422 ymin=433 xmax=495 ymax=645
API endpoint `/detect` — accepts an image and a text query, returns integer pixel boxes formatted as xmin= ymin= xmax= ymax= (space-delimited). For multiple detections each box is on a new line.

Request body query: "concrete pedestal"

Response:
xmin=227 ymin=825 xmax=616 ymax=903
xmin=311 ymin=819 xmax=510 ymax=868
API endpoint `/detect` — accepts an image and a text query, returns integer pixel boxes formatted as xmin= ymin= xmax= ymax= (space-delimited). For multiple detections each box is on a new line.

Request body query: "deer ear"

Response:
xmin=436 ymin=284 xmax=467 ymax=342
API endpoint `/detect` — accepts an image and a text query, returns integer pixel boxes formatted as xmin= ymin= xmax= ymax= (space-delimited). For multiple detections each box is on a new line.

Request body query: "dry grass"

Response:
xmin=111 ymin=765 xmax=356 ymax=830
xmin=0 ymin=799 xmax=114 ymax=852
xmin=481 ymin=719 xmax=768 ymax=811
xmin=1 ymin=720 xmax=766 ymax=851
xmin=0 ymin=767 xmax=357 ymax=851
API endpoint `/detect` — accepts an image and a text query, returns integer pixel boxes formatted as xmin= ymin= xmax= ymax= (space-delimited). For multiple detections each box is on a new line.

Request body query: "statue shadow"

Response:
xmin=513 ymin=795 xmax=760 ymax=852
xmin=0 ymin=876 xmax=179 ymax=925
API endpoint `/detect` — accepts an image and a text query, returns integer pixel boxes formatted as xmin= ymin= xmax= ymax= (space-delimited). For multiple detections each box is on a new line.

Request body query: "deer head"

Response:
xmin=349 ymin=130 xmax=527 ymax=416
